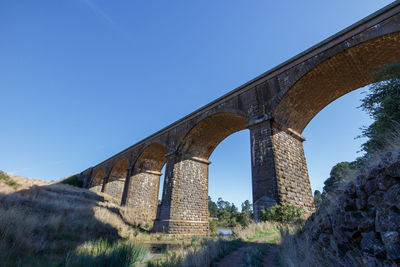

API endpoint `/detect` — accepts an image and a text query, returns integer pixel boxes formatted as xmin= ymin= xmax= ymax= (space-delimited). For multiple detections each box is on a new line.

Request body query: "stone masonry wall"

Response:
xmin=154 ymin=154 xmax=209 ymax=235
xmin=126 ymin=170 xmax=160 ymax=223
xmin=105 ymin=179 xmax=125 ymax=200
xmin=248 ymin=119 xmax=280 ymax=221
xmin=271 ymin=122 xmax=315 ymax=215
xmin=90 ymin=185 xmax=102 ymax=193
xmin=302 ymin=151 xmax=400 ymax=266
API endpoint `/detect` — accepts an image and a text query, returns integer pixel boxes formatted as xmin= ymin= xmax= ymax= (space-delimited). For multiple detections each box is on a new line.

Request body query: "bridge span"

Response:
xmin=80 ymin=1 xmax=400 ymax=235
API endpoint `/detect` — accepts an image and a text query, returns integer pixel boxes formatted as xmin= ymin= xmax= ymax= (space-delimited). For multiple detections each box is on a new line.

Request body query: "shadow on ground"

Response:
xmin=0 ymin=183 xmax=136 ymax=266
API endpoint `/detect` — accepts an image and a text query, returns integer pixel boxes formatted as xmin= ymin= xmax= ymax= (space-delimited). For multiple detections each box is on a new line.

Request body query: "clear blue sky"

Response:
xmin=0 ymin=0 xmax=392 ymax=207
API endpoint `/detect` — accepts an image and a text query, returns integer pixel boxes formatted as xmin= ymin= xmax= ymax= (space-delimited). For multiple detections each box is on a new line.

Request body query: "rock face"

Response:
xmin=303 ymin=151 xmax=400 ymax=266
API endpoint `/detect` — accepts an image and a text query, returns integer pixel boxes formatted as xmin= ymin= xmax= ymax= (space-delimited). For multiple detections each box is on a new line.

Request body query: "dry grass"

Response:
xmin=147 ymin=221 xmax=284 ymax=266
xmin=0 ymin=173 xmax=47 ymax=194
xmin=0 ymin=172 xmax=154 ymax=265
xmin=233 ymin=221 xmax=281 ymax=241
xmin=148 ymin=238 xmax=243 ymax=267
xmin=278 ymin=227 xmax=330 ymax=267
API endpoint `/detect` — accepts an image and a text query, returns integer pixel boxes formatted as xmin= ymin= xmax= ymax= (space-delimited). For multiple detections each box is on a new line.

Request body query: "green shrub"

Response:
xmin=209 ymin=220 xmax=217 ymax=236
xmin=0 ymin=170 xmax=18 ymax=188
xmin=260 ymin=204 xmax=302 ymax=223
xmin=60 ymin=174 xmax=83 ymax=187
xmin=236 ymin=211 xmax=250 ymax=227
xmin=66 ymin=239 xmax=148 ymax=267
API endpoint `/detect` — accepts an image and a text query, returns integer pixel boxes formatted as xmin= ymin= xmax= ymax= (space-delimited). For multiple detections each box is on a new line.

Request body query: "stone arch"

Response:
xmin=125 ymin=143 xmax=167 ymax=223
xmin=104 ymin=157 xmax=129 ymax=200
xmin=90 ymin=168 xmax=105 ymax=192
xmin=178 ymin=112 xmax=249 ymax=159
xmin=272 ymin=32 xmax=400 ymax=134
xmin=133 ymin=143 xmax=167 ymax=172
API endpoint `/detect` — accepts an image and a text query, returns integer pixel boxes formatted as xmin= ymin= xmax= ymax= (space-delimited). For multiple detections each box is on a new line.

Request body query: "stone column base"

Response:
xmin=153 ymin=219 xmax=209 ymax=236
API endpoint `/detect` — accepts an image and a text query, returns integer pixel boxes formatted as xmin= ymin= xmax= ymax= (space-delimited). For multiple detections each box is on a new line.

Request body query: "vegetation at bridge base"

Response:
xmin=259 ymin=204 xmax=302 ymax=223
xmin=208 ymin=196 xmax=251 ymax=234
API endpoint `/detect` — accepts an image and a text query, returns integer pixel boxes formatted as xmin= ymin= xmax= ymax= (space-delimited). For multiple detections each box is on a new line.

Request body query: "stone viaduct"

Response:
xmin=80 ymin=1 xmax=400 ymax=235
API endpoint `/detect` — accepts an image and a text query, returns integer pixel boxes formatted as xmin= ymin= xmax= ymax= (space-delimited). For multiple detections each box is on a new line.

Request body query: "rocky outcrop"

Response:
xmin=303 ymin=151 xmax=400 ymax=266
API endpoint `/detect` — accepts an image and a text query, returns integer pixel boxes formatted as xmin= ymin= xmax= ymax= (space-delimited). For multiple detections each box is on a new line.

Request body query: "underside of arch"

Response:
xmin=105 ymin=158 xmax=129 ymax=199
xmin=90 ymin=168 xmax=105 ymax=192
xmin=179 ymin=112 xmax=249 ymax=159
xmin=272 ymin=32 xmax=400 ymax=134
xmin=134 ymin=143 xmax=167 ymax=172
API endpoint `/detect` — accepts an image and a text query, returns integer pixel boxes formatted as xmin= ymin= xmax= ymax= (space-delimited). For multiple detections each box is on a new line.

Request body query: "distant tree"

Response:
xmin=236 ymin=211 xmax=250 ymax=227
xmin=208 ymin=196 xmax=218 ymax=218
xmin=217 ymin=197 xmax=225 ymax=210
xmin=241 ymin=200 xmax=252 ymax=216
xmin=359 ymin=63 xmax=400 ymax=153
xmin=230 ymin=203 xmax=238 ymax=213
xmin=211 ymin=197 xmax=253 ymax=227
xmin=218 ymin=210 xmax=231 ymax=225
xmin=323 ymin=162 xmax=357 ymax=196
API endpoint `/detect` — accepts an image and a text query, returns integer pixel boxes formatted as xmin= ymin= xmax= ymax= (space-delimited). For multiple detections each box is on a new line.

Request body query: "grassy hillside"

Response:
xmin=0 ymin=172 xmax=148 ymax=266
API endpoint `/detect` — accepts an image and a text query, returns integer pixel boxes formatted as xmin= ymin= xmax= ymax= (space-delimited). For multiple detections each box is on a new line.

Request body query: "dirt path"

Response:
xmin=262 ymin=240 xmax=280 ymax=267
xmin=216 ymin=232 xmax=281 ymax=267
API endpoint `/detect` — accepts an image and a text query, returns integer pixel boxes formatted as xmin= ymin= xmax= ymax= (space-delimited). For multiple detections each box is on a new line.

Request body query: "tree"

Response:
xmin=236 ymin=211 xmax=250 ymax=227
xmin=217 ymin=197 xmax=230 ymax=210
xmin=208 ymin=196 xmax=219 ymax=218
xmin=230 ymin=203 xmax=238 ymax=213
xmin=323 ymin=161 xmax=357 ymax=196
xmin=359 ymin=63 xmax=400 ymax=153
xmin=241 ymin=200 xmax=252 ymax=216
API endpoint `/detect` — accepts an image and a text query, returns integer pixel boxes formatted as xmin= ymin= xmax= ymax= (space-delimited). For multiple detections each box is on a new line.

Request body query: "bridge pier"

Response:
xmin=153 ymin=152 xmax=209 ymax=235
xmin=124 ymin=168 xmax=162 ymax=223
xmin=248 ymin=116 xmax=315 ymax=221
xmin=101 ymin=173 xmax=109 ymax=193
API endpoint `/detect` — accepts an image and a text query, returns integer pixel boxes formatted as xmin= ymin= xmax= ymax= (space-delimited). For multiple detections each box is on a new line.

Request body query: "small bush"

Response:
xmin=260 ymin=204 xmax=302 ymax=223
xmin=60 ymin=174 xmax=83 ymax=187
xmin=0 ymin=170 xmax=18 ymax=188
xmin=236 ymin=211 xmax=250 ymax=227
xmin=209 ymin=220 xmax=217 ymax=236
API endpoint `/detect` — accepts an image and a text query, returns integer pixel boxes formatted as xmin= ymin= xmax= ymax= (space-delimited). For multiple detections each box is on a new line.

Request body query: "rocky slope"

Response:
xmin=303 ymin=151 xmax=400 ymax=266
